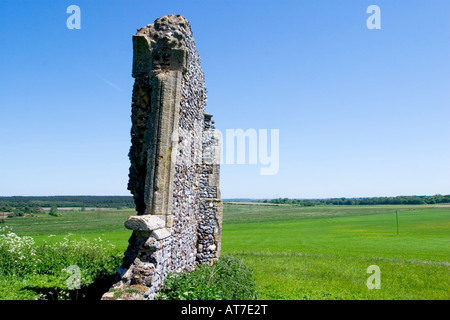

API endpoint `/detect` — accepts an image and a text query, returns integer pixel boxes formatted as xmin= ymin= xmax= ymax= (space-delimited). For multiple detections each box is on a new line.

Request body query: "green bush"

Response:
xmin=49 ymin=205 xmax=59 ymax=216
xmin=156 ymin=255 xmax=257 ymax=300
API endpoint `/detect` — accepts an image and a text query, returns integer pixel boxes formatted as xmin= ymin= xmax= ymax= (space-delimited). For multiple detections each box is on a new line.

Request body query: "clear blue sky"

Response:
xmin=0 ymin=0 xmax=449 ymax=199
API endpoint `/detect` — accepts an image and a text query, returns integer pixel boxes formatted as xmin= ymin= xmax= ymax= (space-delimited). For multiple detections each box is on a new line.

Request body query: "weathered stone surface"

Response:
xmin=124 ymin=215 xmax=165 ymax=231
xmin=143 ymin=237 xmax=159 ymax=250
xmin=109 ymin=14 xmax=222 ymax=300
xmin=101 ymin=292 xmax=115 ymax=300
xmin=150 ymin=228 xmax=171 ymax=240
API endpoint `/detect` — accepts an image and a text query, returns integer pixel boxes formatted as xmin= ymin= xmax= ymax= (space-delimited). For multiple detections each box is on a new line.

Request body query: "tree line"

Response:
xmin=1 ymin=195 xmax=449 ymax=213
xmin=0 ymin=196 xmax=135 ymax=214
xmin=262 ymin=194 xmax=450 ymax=206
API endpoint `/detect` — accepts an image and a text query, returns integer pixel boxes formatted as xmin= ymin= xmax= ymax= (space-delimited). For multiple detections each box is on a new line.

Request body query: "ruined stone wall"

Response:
xmin=104 ymin=15 xmax=222 ymax=300
xmin=197 ymin=114 xmax=222 ymax=264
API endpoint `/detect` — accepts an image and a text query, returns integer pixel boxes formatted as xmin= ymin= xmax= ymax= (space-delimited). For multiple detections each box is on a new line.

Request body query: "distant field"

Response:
xmin=223 ymin=204 xmax=449 ymax=299
xmin=3 ymin=209 xmax=134 ymax=249
xmin=2 ymin=203 xmax=449 ymax=299
xmin=223 ymin=204 xmax=449 ymax=261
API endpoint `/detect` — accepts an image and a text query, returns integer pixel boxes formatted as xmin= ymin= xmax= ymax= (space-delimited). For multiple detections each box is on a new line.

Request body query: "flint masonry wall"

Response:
xmin=104 ymin=15 xmax=222 ymax=300
xmin=197 ymin=114 xmax=222 ymax=263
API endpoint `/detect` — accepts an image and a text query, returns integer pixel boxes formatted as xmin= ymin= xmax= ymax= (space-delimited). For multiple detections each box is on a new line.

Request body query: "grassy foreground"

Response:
xmin=1 ymin=204 xmax=449 ymax=299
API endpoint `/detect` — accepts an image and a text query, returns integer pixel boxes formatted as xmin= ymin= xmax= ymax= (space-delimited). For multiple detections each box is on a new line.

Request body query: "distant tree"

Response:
xmin=13 ymin=208 xmax=24 ymax=217
xmin=0 ymin=206 xmax=12 ymax=212
xmin=301 ymin=200 xmax=315 ymax=207
xmin=31 ymin=206 xmax=44 ymax=214
xmin=49 ymin=205 xmax=58 ymax=216
xmin=23 ymin=206 xmax=33 ymax=214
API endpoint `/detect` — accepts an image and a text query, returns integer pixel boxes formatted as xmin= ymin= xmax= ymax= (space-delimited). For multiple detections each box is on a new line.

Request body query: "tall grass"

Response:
xmin=156 ymin=255 xmax=257 ymax=300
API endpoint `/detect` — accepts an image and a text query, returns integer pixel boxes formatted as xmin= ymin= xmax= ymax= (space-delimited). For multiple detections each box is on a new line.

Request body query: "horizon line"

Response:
xmin=1 ymin=194 xmax=449 ymax=200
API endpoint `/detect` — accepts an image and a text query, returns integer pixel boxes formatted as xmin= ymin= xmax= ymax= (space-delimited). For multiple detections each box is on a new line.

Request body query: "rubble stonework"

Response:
xmin=104 ymin=15 xmax=222 ymax=300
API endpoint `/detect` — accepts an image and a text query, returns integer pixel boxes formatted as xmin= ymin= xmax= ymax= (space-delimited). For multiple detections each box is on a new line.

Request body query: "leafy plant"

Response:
xmin=156 ymin=255 xmax=257 ymax=300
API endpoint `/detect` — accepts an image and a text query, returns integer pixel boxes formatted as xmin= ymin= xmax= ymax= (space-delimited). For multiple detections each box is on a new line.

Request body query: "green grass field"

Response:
xmin=223 ymin=204 xmax=449 ymax=299
xmin=2 ymin=204 xmax=449 ymax=299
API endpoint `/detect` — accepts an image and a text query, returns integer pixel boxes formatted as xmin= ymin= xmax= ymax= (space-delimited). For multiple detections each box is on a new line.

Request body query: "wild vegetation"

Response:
xmin=156 ymin=255 xmax=256 ymax=300
xmin=0 ymin=226 xmax=122 ymax=300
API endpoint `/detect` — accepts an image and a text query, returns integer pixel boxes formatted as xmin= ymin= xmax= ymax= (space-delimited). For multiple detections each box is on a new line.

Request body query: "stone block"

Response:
xmin=124 ymin=215 xmax=165 ymax=231
xmin=150 ymin=228 xmax=171 ymax=240
xmin=144 ymin=237 xmax=160 ymax=250
xmin=101 ymin=292 xmax=115 ymax=300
